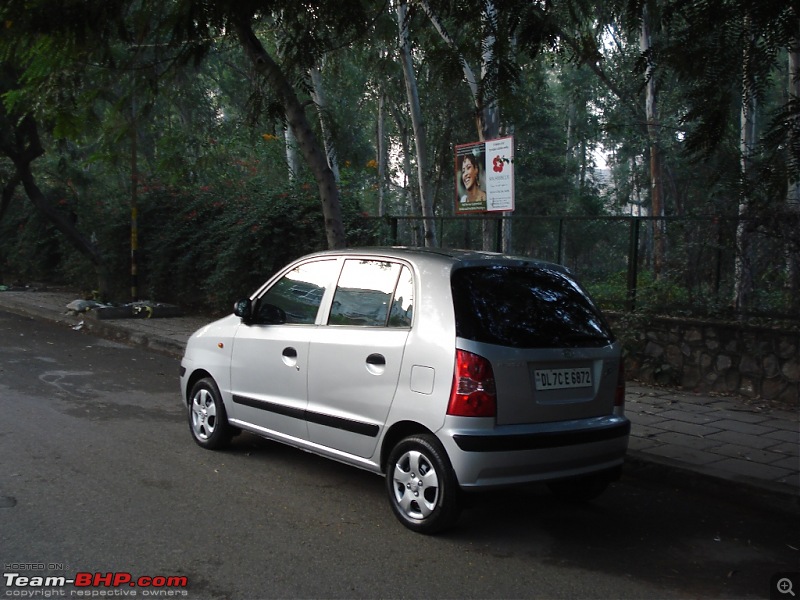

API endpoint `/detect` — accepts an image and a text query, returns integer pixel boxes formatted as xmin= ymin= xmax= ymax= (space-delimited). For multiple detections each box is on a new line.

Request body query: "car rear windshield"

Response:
xmin=451 ymin=265 xmax=615 ymax=349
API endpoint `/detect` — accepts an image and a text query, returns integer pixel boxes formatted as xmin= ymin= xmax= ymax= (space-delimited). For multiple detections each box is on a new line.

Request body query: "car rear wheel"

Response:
xmin=386 ymin=434 xmax=460 ymax=534
xmin=189 ymin=377 xmax=233 ymax=450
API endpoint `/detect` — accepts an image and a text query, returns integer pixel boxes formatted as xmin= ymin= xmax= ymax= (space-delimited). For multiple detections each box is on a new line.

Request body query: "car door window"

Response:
xmin=329 ymin=260 xmax=412 ymax=327
xmin=256 ymin=260 xmax=336 ymax=324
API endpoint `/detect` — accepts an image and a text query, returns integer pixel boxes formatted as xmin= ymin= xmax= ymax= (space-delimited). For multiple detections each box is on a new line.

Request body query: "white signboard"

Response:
xmin=484 ymin=136 xmax=515 ymax=212
xmin=455 ymin=136 xmax=514 ymax=214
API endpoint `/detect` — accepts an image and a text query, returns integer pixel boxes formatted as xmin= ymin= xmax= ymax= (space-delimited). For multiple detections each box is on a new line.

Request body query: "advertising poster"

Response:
xmin=485 ymin=136 xmax=515 ymax=212
xmin=454 ymin=136 xmax=514 ymax=214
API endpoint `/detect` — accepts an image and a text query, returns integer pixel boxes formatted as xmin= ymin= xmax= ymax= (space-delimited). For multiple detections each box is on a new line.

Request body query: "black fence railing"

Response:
xmin=357 ymin=215 xmax=799 ymax=322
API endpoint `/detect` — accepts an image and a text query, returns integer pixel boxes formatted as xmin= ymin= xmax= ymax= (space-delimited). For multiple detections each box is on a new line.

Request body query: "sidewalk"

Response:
xmin=1 ymin=287 xmax=797 ymax=502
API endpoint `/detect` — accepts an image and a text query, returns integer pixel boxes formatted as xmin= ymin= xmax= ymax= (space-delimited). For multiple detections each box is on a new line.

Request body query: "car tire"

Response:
xmin=386 ymin=434 xmax=461 ymax=534
xmin=188 ymin=377 xmax=233 ymax=450
xmin=547 ymin=472 xmax=611 ymax=503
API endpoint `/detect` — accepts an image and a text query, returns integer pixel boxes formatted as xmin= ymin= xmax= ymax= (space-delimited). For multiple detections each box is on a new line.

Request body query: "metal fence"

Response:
xmin=359 ymin=214 xmax=799 ymax=322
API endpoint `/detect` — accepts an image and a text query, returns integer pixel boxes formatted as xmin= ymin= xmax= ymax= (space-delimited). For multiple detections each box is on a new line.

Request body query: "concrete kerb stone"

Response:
xmin=0 ymin=290 xmax=193 ymax=358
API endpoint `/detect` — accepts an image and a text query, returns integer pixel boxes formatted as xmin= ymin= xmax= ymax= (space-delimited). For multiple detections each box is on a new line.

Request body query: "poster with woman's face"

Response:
xmin=455 ymin=142 xmax=487 ymax=214
xmin=454 ymin=137 xmax=514 ymax=214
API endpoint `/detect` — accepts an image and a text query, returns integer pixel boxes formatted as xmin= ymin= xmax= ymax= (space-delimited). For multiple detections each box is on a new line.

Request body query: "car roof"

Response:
xmin=298 ymin=247 xmax=568 ymax=272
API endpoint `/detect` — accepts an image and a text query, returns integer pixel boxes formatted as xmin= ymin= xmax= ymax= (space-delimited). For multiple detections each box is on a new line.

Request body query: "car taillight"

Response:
xmin=614 ymin=361 xmax=626 ymax=415
xmin=448 ymin=350 xmax=497 ymax=418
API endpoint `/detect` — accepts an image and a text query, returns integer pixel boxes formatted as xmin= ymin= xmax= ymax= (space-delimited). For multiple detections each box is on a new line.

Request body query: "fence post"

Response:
xmin=626 ymin=217 xmax=640 ymax=311
xmin=390 ymin=216 xmax=398 ymax=245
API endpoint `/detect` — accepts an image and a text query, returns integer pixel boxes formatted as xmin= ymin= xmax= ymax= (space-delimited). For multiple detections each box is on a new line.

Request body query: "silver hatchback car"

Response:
xmin=179 ymin=248 xmax=629 ymax=533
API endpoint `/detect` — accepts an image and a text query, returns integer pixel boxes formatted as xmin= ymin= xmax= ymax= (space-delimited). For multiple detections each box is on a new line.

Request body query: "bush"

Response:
xmin=136 ymin=183 xmax=378 ymax=313
xmin=1 ymin=177 xmax=378 ymax=314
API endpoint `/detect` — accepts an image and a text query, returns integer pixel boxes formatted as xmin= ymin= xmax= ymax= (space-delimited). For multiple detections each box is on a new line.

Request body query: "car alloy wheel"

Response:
xmin=386 ymin=434 xmax=460 ymax=534
xmin=188 ymin=377 xmax=232 ymax=450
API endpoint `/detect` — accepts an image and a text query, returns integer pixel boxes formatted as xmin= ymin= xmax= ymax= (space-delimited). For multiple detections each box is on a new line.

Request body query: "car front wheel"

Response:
xmin=386 ymin=434 xmax=460 ymax=534
xmin=188 ymin=377 xmax=233 ymax=450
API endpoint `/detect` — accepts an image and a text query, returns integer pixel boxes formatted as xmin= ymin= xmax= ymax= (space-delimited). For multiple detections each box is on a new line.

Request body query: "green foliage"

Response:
xmin=0 ymin=203 xmax=61 ymax=282
xmin=1 ymin=0 xmax=798 ymax=323
xmin=138 ymin=185 xmax=322 ymax=311
xmin=0 ymin=176 xmax=376 ymax=311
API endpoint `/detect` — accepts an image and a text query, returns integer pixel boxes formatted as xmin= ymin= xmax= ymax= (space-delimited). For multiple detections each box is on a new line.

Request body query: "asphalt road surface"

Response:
xmin=1 ymin=310 xmax=797 ymax=599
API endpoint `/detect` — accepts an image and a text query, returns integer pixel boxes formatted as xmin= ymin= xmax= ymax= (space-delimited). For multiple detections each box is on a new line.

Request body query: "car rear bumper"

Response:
xmin=439 ymin=415 xmax=630 ymax=488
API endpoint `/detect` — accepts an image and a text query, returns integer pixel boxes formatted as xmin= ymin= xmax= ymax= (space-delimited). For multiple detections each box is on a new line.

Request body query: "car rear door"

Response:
xmin=306 ymin=259 xmax=413 ymax=458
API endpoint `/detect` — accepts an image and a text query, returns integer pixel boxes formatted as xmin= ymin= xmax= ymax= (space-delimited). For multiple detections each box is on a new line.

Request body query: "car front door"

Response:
xmin=228 ymin=259 xmax=338 ymax=442
xmin=306 ymin=260 xmax=414 ymax=458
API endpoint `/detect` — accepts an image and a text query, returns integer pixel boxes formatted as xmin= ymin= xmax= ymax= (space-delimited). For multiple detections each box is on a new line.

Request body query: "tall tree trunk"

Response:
xmin=389 ymin=104 xmax=422 ymax=243
xmin=233 ymin=17 xmax=346 ymax=249
xmin=310 ymin=64 xmax=341 ymax=184
xmin=480 ymin=0 xmax=505 ymax=252
xmin=787 ymin=26 xmax=800 ymax=311
xmin=377 ymin=92 xmax=388 ymax=217
xmin=396 ymin=0 xmax=437 ymax=247
xmin=130 ymin=98 xmax=140 ymax=302
xmin=419 ymin=0 xmax=507 ymax=251
xmin=640 ymin=3 xmax=665 ymax=278
xmin=478 ymin=0 xmax=500 ymax=143
xmin=734 ymin=15 xmax=757 ymax=314
xmin=284 ymin=125 xmax=300 ymax=182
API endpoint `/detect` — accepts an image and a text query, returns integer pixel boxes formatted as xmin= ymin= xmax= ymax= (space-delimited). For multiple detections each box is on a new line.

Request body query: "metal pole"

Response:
xmin=130 ymin=101 xmax=139 ymax=303
xmin=626 ymin=218 xmax=640 ymax=311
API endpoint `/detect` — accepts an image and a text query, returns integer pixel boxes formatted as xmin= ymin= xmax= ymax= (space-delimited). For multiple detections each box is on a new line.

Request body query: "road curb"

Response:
xmin=625 ymin=451 xmax=800 ymax=512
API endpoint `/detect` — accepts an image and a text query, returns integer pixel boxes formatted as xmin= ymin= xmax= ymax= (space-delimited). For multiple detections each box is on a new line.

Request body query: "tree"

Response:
xmin=231 ymin=16 xmax=346 ymax=249
xmin=396 ymin=0 xmax=438 ymax=247
xmin=639 ymin=1 xmax=666 ymax=277
xmin=787 ymin=27 xmax=800 ymax=310
xmin=417 ymin=0 xmax=512 ymax=250
xmin=0 ymin=1 xmax=129 ymax=296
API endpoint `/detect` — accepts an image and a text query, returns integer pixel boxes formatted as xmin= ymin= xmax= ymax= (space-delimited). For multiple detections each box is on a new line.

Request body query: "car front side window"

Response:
xmin=256 ymin=259 xmax=336 ymax=325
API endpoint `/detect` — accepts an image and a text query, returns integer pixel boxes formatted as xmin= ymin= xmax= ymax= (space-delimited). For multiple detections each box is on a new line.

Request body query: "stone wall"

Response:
xmin=607 ymin=313 xmax=800 ymax=403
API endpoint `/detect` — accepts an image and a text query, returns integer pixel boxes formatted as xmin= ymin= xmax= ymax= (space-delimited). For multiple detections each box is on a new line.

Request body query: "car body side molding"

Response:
xmin=232 ymin=395 xmax=381 ymax=438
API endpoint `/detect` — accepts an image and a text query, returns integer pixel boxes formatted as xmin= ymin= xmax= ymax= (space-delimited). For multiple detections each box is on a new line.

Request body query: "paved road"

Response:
xmin=1 ymin=311 xmax=797 ymax=599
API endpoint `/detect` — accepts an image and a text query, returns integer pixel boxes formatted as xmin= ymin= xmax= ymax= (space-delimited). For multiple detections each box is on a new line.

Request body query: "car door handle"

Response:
xmin=282 ymin=347 xmax=299 ymax=368
xmin=366 ymin=353 xmax=385 ymax=366
xmin=366 ymin=353 xmax=386 ymax=375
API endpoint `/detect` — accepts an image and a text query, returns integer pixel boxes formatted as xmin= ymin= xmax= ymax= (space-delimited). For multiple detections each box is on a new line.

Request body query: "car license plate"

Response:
xmin=534 ymin=367 xmax=592 ymax=391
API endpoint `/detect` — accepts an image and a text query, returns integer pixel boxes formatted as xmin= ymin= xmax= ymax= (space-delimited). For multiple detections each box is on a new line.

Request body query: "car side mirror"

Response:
xmin=233 ymin=298 xmax=253 ymax=324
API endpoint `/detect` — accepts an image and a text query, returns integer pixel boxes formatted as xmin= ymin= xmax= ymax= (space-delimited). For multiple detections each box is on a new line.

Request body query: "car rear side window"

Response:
xmin=451 ymin=265 xmax=614 ymax=348
xmin=329 ymin=260 xmax=413 ymax=327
